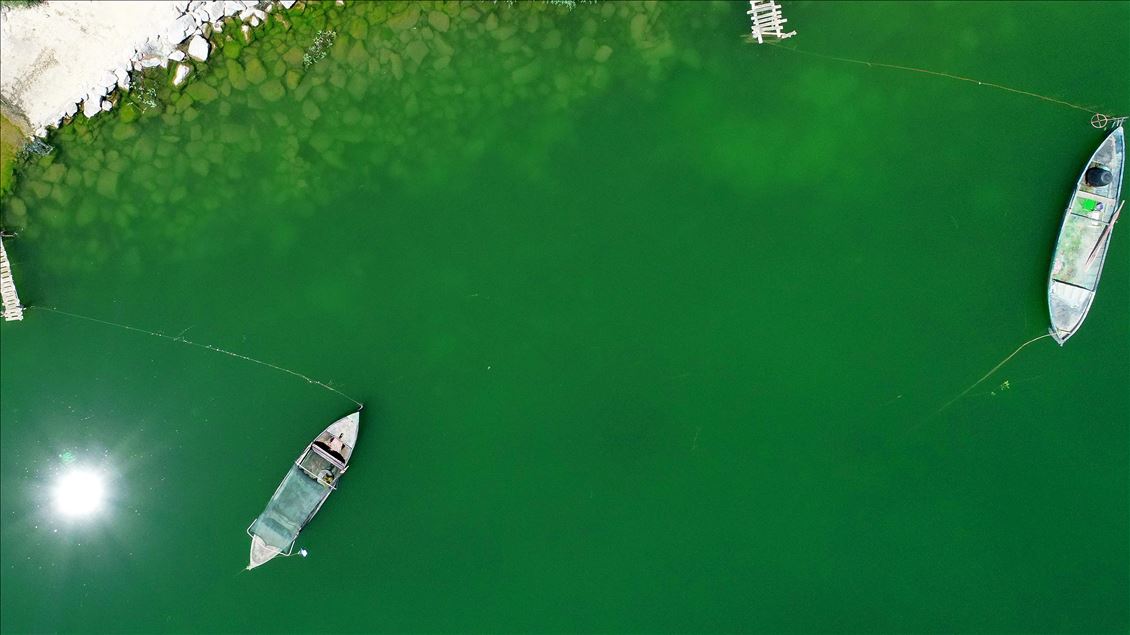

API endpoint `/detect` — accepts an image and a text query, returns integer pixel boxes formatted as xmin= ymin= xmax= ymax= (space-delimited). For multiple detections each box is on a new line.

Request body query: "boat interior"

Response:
xmin=297 ymin=443 xmax=346 ymax=487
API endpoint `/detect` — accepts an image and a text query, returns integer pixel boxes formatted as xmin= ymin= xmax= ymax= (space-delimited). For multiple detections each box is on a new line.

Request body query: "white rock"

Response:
xmin=251 ymin=8 xmax=266 ymax=20
xmin=205 ymin=2 xmax=225 ymax=22
xmin=280 ymin=0 xmax=296 ymax=9
xmin=169 ymin=50 xmax=186 ymax=62
xmin=140 ymin=56 xmax=163 ymax=68
xmin=172 ymin=1 xmax=190 ymax=11
xmin=239 ymin=7 xmax=255 ymax=20
xmin=172 ymin=63 xmax=192 ymax=86
xmin=224 ymin=1 xmax=244 ymax=17
xmin=240 ymin=24 xmax=253 ymax=43
xmin=82 ymin=98 xmax=101 ymax=118
xmin=240 ymin=0 xmax=257 ymax=8
xmin=166 ymin=14 xmax=197 ymax=43
xmin=100 ymin=99 xmax=113 ymax=112
xmin=62 ymin=102 xmax=78 ymax=118
xmin=187 ymin=34 xmax=210 ymax=61
xmin=249 ymin=15 xmax=261 ymax=27
xmin=192 ymin=8 xmax=210 ymax=24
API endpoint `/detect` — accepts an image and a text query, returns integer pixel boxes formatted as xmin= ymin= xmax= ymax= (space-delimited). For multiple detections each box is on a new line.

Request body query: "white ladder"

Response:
xmin=747 ymin=1 xmax=796 ymax=44
xmin=0 ymin=238 xmax=24 ymax=321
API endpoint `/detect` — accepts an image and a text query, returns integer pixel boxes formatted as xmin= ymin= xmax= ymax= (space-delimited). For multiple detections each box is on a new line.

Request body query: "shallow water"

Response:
xmin=1 ymin=1 xmax=1128 ymax=632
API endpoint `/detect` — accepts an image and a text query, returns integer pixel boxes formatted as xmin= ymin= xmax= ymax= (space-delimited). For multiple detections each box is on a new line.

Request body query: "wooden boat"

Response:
xmin=246 ymin=410 xmax=360 ymax=569
xmin=1048 ymin=126 xmax=1124 ymax=345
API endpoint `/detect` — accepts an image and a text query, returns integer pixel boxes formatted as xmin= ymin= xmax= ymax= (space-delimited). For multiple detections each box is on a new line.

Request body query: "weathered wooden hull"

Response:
xmin=247 ymin=411 xmax=359 ymax=569
xmin=1048 ymin=126 xmax=1124 ymax=345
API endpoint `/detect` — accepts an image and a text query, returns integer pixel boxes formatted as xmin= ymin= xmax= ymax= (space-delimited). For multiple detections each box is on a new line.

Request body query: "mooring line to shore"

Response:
xmin=30 ymin=306 xmax=363 ymax=408
xmin=767 ymin=42 xmax=1120 ymax=122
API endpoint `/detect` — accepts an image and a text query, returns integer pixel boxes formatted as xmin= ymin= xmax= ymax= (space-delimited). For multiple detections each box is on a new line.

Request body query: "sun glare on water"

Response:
xmin=52 ymin=468 xmax=107 ymax=518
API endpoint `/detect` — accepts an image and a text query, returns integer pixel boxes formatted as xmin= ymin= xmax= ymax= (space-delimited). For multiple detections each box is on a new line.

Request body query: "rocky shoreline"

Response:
xmin=1 ymin=0 xmax=299 ymax=138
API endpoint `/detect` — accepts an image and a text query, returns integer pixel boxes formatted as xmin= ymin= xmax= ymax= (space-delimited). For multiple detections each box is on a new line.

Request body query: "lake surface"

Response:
xmin=1 ymin=1 xmax=1127 ymax=632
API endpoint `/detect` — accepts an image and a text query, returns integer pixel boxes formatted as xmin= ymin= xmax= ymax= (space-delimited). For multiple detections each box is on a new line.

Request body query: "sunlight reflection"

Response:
xmin=52 ymin=467 xmax=107 ymax=518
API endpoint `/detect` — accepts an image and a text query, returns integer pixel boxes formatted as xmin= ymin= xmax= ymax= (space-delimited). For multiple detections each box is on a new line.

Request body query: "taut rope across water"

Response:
xmin=31 ymin=306 xmax=363 ymax=409
xmin=765 ymin=42 xmax=1124 ymax=126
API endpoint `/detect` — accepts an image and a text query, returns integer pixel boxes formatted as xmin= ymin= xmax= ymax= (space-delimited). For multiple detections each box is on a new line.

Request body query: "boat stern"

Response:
xmin=248 ymin=534 xmax=283 ymax=570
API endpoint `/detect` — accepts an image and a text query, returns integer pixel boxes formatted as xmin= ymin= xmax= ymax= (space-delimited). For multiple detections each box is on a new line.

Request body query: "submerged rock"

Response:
xmin=387 ymin=5 xmax=420 ymax=31
xmin=187 ymin=80 xmax=219 ymax=103
xmin=245 ymin=57 xmax=268 ymax=84
xmin=225 ymin=59 xmax=247 ymax=90
xmin=172 ymin=63 xmax=193 ymax=86
xmin=302 ymin=99 xmax=321 ymax=121
xmin=405 ymin=40 xmax=429 ymax=65
xmin=258 ymin=79 xmax=286 ymax=102
xmin=428 ymin=11 xmax=450 ymax=33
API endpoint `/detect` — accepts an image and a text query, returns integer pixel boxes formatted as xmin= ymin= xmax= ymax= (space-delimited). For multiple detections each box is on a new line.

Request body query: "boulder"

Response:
xmin=82 ymin=98 xmax=101 ymax=118
xmin=100 ymin=99 xmax=113 ymax=112
xmin=280 ymin=0 xmax=296 ymax=8
xmin=428 ymin=11 xmax=450 ymax=33
xmin=244 ymin=58 xmax=267 ymax=84
xmin=258 ymin=79 xmax=285 ymax=102
xmin=205 ymin=1 xmax=226 ymax=22
xmin=405 ymin=40 xmax=429 ymax=65
xmin=187 ymin=35 xmax=210 ymax=61
xmin=172 ymin=63 xmax=193 ymax=86
xmin=166 ymin=14 xmax=197 ymax=42
xmin=387 ymin=5 xmax=421 ymax=30
xmin=186 ymin=80 xmax=219 ymax=103
xmin=169 ymin=50 xmax=186 ymax=62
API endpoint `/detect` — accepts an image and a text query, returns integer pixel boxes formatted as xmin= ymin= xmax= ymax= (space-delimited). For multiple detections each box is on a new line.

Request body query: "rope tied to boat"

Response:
xmin=1091 ymin=114 xmax=1128 ymax=130
xmin=763 ymin=41 xmax=1121 ymax=127
xmin=29 ymin=306 xmax=364 ymax=409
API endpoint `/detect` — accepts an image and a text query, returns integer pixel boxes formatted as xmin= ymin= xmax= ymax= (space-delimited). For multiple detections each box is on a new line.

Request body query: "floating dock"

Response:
xmin=747 ymin=1 xmax=796 ymax=44
xmin=1 ymin=238 xmax=25 ymax=321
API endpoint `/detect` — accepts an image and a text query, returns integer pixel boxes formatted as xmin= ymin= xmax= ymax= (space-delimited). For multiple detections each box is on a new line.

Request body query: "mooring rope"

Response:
xmin=765 ymin=42 xmax=1125 ymax=127
xmin=30 ymin=306 xmax=363 ymax=409
xmin=933 ymin=332 xmax=1053 ymax=415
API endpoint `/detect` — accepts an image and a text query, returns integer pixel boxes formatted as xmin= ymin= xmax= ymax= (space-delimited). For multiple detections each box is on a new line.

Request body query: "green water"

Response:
xmin=2 ymin=1 xmax=1128 ymax=632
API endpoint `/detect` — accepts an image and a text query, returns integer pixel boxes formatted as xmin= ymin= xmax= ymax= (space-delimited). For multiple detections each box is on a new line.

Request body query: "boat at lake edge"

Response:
xmin=1047 ymin=125 xmax=1125 ymax=345
xmin=246 ymin=410 xmax=360 ymax=570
